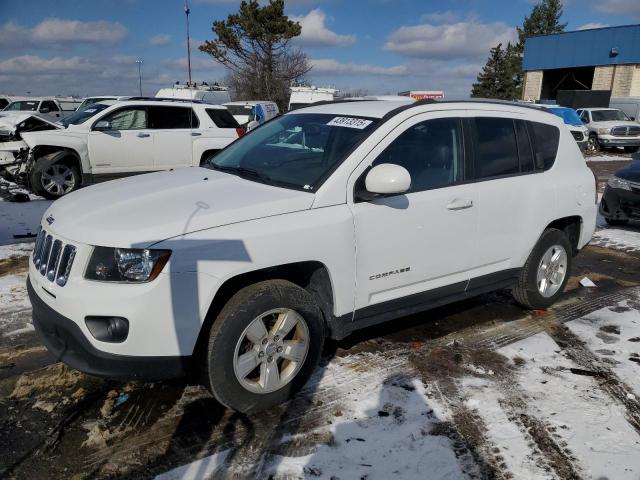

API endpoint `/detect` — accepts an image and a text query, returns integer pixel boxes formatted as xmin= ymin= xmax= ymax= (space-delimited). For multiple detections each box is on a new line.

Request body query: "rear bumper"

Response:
xmin=599 ymin=186 xmax=640 ymax=220
xmin=28 ymin=276 xmax=190 ymax=381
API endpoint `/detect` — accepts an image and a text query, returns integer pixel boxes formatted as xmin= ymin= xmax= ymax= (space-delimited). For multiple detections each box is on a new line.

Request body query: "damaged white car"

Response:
xmin=0 ymin=113 xmax=62 ymax=179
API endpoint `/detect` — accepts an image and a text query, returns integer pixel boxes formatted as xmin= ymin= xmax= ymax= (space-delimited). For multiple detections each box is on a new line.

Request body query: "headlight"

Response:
xmin=608 ymin=175 xmax=631 ymax=191
xmin=85 ymin=247 xmax=171 ymax=282
xmin=597 ymin=127 xmax=611 ymax=135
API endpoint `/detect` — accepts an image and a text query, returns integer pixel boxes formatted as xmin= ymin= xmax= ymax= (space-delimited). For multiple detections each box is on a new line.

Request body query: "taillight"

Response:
xmin=236 ymin=127 xmax=245 ymax=137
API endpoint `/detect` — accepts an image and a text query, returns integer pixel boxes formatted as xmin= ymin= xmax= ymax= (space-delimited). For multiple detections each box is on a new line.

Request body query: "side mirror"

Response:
xmin=94 ymin=120 xmax=112 ymax=131
xmin=247 ymin=120 xmax=260 ymax=131
xmin=365 ymin=163 xmax=411 ymax=195
xmin=631 ymin=116 xmax=636 ymax=121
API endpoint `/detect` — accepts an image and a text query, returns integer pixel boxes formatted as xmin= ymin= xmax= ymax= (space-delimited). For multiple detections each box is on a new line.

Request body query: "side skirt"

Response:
xmin=330 ymin=268 xmax=521 ymax=340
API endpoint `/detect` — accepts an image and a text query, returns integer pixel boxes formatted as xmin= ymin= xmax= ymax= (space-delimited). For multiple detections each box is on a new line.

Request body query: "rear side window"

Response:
xmin=527 ymin=121 xmax=560 ymax=170
xmin=148 ymin=106 xmax=199 ymax=129
xmin=207 ymin=109 xmax=239 ymax=128
xmin=472 ymin=117 xmax=519 ymax=179
xmin=0 ymin=99 xmax=8 ymax=109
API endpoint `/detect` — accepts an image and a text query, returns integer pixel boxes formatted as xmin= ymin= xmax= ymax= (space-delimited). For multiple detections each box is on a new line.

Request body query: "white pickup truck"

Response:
xmin=1 ymin=97 xmax=81 ymax=122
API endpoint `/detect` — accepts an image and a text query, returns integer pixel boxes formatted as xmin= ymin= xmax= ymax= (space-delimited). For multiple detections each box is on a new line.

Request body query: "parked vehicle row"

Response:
xmin=27 ymin=99 xmax=596 ymax=413
xmin=1 ymin=97 xmax=82 ymax=121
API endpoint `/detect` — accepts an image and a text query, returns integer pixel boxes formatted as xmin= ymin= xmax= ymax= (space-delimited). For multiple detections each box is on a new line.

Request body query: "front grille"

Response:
xmin=33 ymin=227 xmax=76 ymax=287
xmin=571 ymin=131 xmax=584 ymax=141
xmin=611 ymin=125 xmax=640 ymax=137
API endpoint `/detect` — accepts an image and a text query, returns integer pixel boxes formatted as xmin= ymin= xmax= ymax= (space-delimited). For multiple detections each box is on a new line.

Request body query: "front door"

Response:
xmin=350 ymin=112 xmax=478 ymax=315
xmin=88 ymin=106 xmax=154 ymax=176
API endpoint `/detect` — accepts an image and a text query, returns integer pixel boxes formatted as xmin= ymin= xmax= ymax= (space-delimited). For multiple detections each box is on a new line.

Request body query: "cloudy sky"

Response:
xmin=1 ymin=0 xmax=639 ymax=99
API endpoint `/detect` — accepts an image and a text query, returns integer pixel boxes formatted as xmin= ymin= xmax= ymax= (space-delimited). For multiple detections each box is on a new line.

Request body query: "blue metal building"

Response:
xmin=522 ymin=24 xmax=640 ymax=100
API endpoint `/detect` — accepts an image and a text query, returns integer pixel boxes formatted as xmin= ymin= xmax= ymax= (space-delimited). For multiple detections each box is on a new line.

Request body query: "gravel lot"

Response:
xmin=1 ymin=154 xmax=639 ymax=479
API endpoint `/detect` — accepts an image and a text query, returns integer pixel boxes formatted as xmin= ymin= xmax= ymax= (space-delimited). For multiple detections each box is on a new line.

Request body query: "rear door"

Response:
xmin=88 ymin=106 xmax=154 ymax=175
xmin=148 ymin=105 xmax=197 ymax=169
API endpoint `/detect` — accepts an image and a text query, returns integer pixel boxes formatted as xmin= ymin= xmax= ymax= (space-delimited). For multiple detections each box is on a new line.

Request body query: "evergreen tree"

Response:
xmin=471 ymin=0 xmax=567 ymax=99
xmin=199 ymin=0 xmax=310 ymax=110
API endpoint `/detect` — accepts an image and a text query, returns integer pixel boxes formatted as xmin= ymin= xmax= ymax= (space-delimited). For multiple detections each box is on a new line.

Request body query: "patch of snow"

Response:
xmin=0 ymin=180 xmax=51 ymax=246
xmin=568 ymin=299 xmax=640 ymax=396
xmin=0 ymin=242 xmax=33 ymax=260
xmin=585 ymin=154 xmax=631 ymax=162
xmin=498 ymin=332 xmax=640 ymax=480
xmin=592 ymin=226 xmax=640 ymax=252
xmin=154 ymin=450 xmax=229 ymax=480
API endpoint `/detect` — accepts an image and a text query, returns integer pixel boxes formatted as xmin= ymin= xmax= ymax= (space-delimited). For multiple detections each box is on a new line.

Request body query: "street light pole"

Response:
xmin=135 ymin=59 xmax=143 ymax=96
xmin=185 ymin=0 xmax=192 ymax=86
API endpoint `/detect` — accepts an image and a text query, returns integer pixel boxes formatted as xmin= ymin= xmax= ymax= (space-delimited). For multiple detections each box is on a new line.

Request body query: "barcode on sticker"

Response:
xmin=327 ymin=117 xmax=372 ymax=129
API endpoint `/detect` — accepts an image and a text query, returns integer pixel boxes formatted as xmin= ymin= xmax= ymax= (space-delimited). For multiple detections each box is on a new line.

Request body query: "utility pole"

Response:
xmin=136 ymin=59 xmax=143 ymax=96
xmin=185 ymin=0 xmax=192 ymax=86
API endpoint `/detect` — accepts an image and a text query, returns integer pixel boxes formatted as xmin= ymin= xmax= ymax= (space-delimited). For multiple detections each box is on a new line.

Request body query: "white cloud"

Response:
xmin=0 ymin=18 xmax=127 ymax=49
xmin=310 ymin=58 xmax=408 ymax=76
xmin=149 ymin=34 xmax=172 ymax=46
xmin=0 ymin=55 xmax=101 ymax=75
xmin=290 ymin=9 xmax=355 ymax=47
xmin=595 ymin=0 xmax=640 ymax=16
xmin=577 ymin=22 xmax=610 ymax=30
xmin=384 ymin=21 xmax=516 ymax=60
xmin=420 ymin=11 xmax=461 ymax=24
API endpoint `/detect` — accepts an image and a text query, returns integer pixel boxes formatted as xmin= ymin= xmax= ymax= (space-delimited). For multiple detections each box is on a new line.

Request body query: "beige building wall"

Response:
xmin=592 ymin=66 xmax=614 ymax=90
xmin=629 ymin=65 xmax=640 ymax=96
xmin=611 ymin=65 xmax=636 ymax=96
xmin=522 ymin=71 xmax=543 ymax=100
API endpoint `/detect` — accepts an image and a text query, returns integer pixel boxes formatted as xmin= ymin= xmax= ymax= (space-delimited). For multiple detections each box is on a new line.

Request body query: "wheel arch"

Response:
xmin=33 ymin=145 xmax=83 ymax=173
xmin=192 ymin=261 xmax=337 ymax=361
xmin=543 ymin=215 xmax=582 ymax=256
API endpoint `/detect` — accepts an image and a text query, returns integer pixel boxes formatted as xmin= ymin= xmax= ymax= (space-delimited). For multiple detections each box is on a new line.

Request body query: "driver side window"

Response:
xmin=372 ymin=118 xmax=464 ymax=193
xmin=103 ymin=108 xmax=148 ymax=130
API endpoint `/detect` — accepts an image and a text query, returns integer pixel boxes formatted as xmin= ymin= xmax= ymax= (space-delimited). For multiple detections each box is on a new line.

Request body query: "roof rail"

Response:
xmin=123 ymin=96 xmax=207 ymax=104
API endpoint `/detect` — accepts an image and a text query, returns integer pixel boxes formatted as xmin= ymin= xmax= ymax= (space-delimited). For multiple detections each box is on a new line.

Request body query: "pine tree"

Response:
xmin=471 ymin=0 xmax=567 ymax=99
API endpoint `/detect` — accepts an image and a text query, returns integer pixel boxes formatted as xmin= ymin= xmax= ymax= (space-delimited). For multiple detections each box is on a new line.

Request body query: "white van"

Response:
xmin=289 ymin=86 xmax=338 ymax=111
xmin=223 ymin=101 xmax=279 ymax=129
xmin=609 ymin=97 xmax=640 ymax=122
xmin=156 ymin=83 xmax=231 ymax=105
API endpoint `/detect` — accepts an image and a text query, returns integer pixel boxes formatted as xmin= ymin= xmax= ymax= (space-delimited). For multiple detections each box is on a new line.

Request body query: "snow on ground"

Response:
xmin=0 ymin=179 xmax=51 ymax=246
xmin=0 ymin=243 xmax=33 ymax=337
xmin=154 ymin=450 xmax=229 ymax=480
xmin=568 ymin=300 xmax=640 ymax=399
xmin=592 ymin=224 xmax=640 ymax=252
xmin=585 ymin=153 xmax=632 ymax=162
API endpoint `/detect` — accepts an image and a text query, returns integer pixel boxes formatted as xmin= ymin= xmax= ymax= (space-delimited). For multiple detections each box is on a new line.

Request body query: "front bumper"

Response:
xmin=599 ymin=186 xmax=640 ymax=221
xmin=597 ymin=135 xmax=640 ymax=147
xmin=28 ymin=276 xmax=191 ymax=381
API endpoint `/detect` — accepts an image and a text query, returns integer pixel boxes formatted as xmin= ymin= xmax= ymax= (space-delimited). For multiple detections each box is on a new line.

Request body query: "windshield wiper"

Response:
xmin=211 ymin=164 xmax=272 ymax=182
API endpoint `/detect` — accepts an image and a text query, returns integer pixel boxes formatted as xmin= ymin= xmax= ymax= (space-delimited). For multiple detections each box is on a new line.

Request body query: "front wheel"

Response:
xmin=30 ymin=156 xmax=80 ymax=199
xmin=204 ymin=280 xmax=324 ymax=413
xmin=587 ymin=134 xmax=599 ymax=153
xmin=512 ymin=228 xmax=572 ymax=310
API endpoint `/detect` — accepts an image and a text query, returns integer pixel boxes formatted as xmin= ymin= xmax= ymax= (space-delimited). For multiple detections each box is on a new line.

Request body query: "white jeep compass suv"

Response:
xmin=28 ymin=100 xmax=597 ymax=413
xmin=14 ymin=98 xmax=242 ymax=199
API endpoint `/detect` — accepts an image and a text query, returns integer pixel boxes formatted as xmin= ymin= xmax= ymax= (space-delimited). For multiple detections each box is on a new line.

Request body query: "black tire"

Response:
xmin=204 ymin=279 xmax=324 ymax=414
xmin=604 ymin=217 xmax=629 ymax=226
xmin=624 ymin=146 xmax=639 ymax=153
xmin=587 ymin=133 xmax=599 ymax=153
xmin=30 ymin=154 xmax=80 ymax=199
xmin=512 ymin=228 xmax=573 ymax=310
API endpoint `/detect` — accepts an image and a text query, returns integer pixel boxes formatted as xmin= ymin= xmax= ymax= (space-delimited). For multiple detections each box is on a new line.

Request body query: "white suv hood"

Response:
xmin=43 ymin=167 xmax=315 ymax=247
xmin=591 ymin=120 xmax=639 ymax=128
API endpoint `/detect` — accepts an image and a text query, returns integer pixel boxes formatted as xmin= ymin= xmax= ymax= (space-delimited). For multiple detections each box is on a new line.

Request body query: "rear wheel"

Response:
xmin=512 ymin=229 xmax=572 ymax=310
xmin=204 ymin=280 xmax=324 ymax=413
xmin=30 ymin=155 xmax=80 ymax=199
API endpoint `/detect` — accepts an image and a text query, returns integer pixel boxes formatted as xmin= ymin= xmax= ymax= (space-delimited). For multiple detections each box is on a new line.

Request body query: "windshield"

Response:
xmin=591 ymin=110 xmax=630 ymax=122
xmin=60 ymin=103 xmax=112 ymax=127
xmin=5 ymin=100 xmax=38 ymax=111
xmin=208 ymin=113 xmax=379 ymax=191
xmin=226 ymin=104 xmax=255 ymax=119
xmin=289 ymin=103 xmax=309 ymax=111
xmin=547 ymin=107 xmax=582 ymax=126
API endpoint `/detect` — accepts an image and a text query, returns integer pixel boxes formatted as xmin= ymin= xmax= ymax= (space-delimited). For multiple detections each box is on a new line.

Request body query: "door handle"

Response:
xmin=137 ymin=133 xmax=150 ymax=138
xmin=447 ymin=199 xmax=473 ymax=210
xmin=191 ymin=132 xmax=202 ymax=136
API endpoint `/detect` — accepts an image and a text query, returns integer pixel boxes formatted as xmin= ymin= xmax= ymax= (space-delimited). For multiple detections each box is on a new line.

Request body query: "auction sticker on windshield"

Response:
xmin=327 ymin=117 xmax=373 ymax=129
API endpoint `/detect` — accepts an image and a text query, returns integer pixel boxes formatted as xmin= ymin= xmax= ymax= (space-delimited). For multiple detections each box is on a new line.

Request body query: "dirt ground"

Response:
xmin=1 ymin=157 xmax=639 ymax=479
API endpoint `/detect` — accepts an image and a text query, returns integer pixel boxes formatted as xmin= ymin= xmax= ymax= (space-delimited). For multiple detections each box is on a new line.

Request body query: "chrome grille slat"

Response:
xmin=611 ymin=126 xmax=640 ymax=137
xmin=34 ymin=229 xmax=76 ymax=287
xmin=46 ymin=240 xmax=62 ymax=281
xmin=56 ymin=245 xmax=76 ymax=287
xmin=39 ymin=235 xmax=53 ymax=275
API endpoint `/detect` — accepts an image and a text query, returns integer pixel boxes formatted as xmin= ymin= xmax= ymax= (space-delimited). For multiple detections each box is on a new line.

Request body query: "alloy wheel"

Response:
xmin=41 ymin=164 xmax=76 ymax=196
xmin=233 ymin=308 xmax=310 ymax=394
xmin=536 ymin=244 xmax=568 ymax=298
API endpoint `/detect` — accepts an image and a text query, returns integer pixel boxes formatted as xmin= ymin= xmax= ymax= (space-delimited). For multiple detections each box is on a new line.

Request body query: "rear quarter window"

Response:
xmin=527 ymin=121 xmax=560 ymax=171
xmin=207 ymin=109 xmax=239 ymax=128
